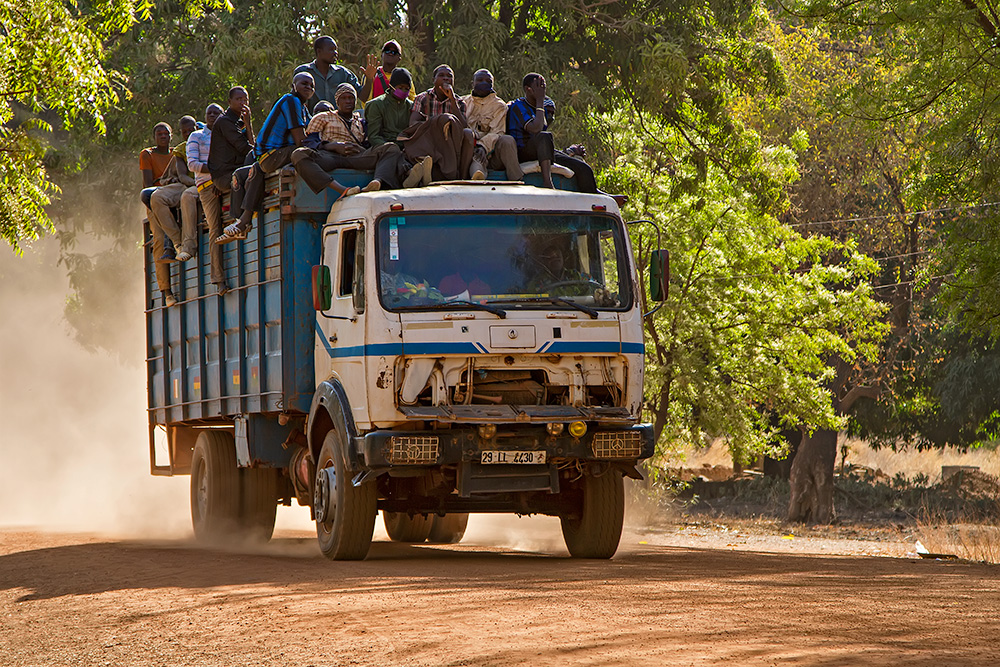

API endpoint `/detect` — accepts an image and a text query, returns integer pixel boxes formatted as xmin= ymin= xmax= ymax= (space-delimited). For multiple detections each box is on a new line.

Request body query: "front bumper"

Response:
xmin=355 ymin=423 xmax=654 ymax=468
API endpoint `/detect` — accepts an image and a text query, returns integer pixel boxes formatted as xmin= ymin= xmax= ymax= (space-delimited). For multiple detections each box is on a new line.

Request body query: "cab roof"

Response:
xmin=325 ymin=181 xmax=620 ymax=224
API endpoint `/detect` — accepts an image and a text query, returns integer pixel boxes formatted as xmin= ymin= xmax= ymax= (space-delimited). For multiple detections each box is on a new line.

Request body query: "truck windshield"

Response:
xmin=377 ymin=212 xmax=633 ymax=312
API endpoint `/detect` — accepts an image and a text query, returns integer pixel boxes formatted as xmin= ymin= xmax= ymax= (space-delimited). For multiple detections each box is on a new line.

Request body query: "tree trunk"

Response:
xmin=786 ymin=384 xmax=878 ymax=523
xmin=407 ymin=0 xmax=436 ymax=64
xmin=787 ymin=429 xmax=837 ymax=523
xmin=762 ymin=428 xmax=800 ymax=479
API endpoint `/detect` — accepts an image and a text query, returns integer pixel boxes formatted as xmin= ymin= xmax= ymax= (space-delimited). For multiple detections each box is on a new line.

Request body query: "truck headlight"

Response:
xmin=568 ymin=421 xmax=587 ymax=438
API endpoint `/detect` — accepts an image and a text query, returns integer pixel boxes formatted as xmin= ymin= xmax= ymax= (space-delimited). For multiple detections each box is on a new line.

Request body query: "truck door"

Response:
xmin=316 ymin=223 xmax=368 ymax=422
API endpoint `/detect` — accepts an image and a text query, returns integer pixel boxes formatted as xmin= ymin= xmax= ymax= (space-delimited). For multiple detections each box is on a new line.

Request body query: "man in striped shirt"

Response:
xmin=218 ymin=73 xmax=359 ymax=243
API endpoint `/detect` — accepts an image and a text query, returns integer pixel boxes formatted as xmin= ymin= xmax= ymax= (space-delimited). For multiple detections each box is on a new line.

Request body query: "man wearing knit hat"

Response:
xmin=292 ymin=82 xmax=423 ymax=193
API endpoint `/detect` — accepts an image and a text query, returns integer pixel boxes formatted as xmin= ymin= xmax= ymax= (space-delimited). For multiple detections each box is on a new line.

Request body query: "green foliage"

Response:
xmin=595 ymin=109 xmax=887 ymax=462
xmin=0 ymin=0 xmax=229 ymax=253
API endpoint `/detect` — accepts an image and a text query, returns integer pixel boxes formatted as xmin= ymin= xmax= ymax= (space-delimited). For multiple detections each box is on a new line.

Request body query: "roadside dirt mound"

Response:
xmin=940 ymin=469 xmax=1000 ymax=499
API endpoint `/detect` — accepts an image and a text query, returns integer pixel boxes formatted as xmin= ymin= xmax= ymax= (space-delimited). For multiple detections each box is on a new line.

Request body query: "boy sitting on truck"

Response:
xmin=291 ymin=83 xmax=421 ymax=193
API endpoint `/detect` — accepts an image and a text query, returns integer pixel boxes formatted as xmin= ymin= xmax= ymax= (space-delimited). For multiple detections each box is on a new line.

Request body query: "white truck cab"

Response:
xmin=305 ymin=183 xmax=656 ymax=559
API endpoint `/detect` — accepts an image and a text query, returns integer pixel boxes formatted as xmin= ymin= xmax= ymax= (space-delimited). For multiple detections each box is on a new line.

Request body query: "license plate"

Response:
xmin=480 ymin=450 xmax=546 ymax=465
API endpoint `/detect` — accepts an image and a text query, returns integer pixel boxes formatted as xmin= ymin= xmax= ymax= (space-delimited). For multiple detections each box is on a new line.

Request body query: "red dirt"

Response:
xmin=2 ymin=524 xmax=999 ymax=665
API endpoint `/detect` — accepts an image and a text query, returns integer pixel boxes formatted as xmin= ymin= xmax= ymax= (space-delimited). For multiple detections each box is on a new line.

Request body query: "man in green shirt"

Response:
xmin=366 ymin=68 xmax=415 ymax=148
xmin=365 ymin=68 xmax=430 ymax=186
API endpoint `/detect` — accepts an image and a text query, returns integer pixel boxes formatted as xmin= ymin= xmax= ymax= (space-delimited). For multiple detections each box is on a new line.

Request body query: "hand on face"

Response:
xmin=434 ymin=68 xmax=455 ymax=99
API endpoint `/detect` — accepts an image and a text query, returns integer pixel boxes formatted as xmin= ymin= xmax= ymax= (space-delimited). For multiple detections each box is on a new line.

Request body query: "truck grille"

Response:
xmin=591 ymin=431 xmax=642 ymax=459
xmin=388 ymin=436 xmax=439 ymax=464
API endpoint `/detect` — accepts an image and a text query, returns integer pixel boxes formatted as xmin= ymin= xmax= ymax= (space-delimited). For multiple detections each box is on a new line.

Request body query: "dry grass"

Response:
xmin=917 ymin=515 xmax=1000 ymax=564
xmin=674 ymin=436 xmax=1000 ymax=482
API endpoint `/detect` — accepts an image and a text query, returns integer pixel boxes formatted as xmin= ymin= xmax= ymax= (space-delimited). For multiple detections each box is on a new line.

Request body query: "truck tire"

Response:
xmin=240 ymin=467 xmax=279 ymax=542
xmin=314 ymin=431 xmax=377 ymax=560
xmin=383 ymin=512 xmax=433 ymax=543
xmin=426 ymin=513 xmax=469 ymax=544
xmin=190 ymin=430 xmax=241 ymax=542
xmin=560 ymin=469 xmax=624 ymax=559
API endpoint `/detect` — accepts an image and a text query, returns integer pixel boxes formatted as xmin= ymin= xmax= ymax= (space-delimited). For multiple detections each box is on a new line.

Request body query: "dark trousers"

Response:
xmin=291 ymin=143 xmax=407 ymax=193
xmin=240 ymin=145 xmax=297 ymax=218
xmin=517 ymin=132 xmax=597 ymax=193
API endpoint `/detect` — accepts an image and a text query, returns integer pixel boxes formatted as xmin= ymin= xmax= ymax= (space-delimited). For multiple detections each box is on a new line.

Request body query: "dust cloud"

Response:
xmin=0 ymin=236 xmax=193 ymax=537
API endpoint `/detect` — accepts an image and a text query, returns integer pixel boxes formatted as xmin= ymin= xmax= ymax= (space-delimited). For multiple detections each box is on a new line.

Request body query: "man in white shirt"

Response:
xmin=461 ymin=69 xmax=523 ymax=181
xmin=186 ymin=104 xmax=225 ymax=285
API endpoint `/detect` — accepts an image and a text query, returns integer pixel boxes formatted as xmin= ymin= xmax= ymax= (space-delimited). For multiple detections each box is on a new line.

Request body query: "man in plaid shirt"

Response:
xmin=292 ymin=83 xmax=426 ymax=193
xmin=400 ymin=64 xmax=478 ymax=181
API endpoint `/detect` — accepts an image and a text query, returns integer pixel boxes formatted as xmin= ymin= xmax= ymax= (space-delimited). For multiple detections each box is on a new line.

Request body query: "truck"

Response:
xmin=144 ymin=165 xmax=665 ymax=559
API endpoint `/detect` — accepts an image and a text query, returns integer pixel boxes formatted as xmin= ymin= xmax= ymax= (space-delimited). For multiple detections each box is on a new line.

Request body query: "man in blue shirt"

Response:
xmin=294 ymin=36 xmax=369 ymax=110
xmin=507 ymin=73 xmax=606 ymax=196
xmin=218 ymin=72 xmax=359 ymax=243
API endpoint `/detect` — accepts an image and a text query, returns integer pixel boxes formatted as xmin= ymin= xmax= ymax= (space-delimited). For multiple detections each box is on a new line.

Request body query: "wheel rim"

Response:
xmin=195 ymin=460 xmax=209 ymax=524
xmin=314 ymin=454 xmax=338 ymax=532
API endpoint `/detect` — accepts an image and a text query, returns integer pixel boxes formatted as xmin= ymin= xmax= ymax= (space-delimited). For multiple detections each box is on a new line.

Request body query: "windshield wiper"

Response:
xmin=422 ymin=300 xmax=507 ymax=318
xmin=492 ymin=296 xmax=600 ymax=319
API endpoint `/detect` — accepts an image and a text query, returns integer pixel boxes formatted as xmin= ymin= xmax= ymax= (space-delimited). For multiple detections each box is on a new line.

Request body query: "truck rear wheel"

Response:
xmin=190 ymin=430 xmax=241 ymax=542
xmin=560 ymin=469 xmax=624 ymax=559
xmin=383 ymin=512 xmax=433 ymax=542
xmin=314 ymin=431 xmax=377 ymax=560
xmin=240 ymin=467 xmax=279 ymax=542
xmin=426 ymin=513 xmax=469 ymax=544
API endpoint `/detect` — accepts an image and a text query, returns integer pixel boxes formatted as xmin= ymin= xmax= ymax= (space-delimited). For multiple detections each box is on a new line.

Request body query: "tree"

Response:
xmin=1 ymin=0 xmax=228 ymax=254
xmin=596 ymin=109 xmax=887 ymax=467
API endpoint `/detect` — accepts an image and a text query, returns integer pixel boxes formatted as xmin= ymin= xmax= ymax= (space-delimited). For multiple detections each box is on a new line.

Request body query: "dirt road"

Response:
xmin=2 ymin=523 xmax=998 ymax=666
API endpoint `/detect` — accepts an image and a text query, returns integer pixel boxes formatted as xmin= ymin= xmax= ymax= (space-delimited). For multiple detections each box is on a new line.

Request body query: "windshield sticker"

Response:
xmin=389 ymin=222 xmax=399 ymax=261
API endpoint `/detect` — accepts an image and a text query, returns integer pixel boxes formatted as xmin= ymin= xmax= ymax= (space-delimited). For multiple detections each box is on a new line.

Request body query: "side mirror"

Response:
xmin=312 ymin=265 xmax=332 ymax=310
xmin=649 ymin=249 xmax=669 ymax=301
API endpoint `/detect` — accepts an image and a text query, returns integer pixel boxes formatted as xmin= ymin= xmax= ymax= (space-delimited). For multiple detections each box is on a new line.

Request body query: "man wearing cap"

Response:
xmin=292 ymin=83 xmax=426 ymax=193
xmin=461 ymin=68 xmax=523 ymax=182
xmin=218 ymin=72 xmax=359 ymax=243
xmin=364 ymin=40 xmax=414 ymax=102
xmin=401 ymin=64 xmax=476 ymax=181
xmin=294 ymin=36 xmax=368 ymax=110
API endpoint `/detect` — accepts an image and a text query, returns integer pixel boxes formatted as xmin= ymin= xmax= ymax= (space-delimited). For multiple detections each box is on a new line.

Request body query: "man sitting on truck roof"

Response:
xmin=140 ymin=122 xmax=180 ymax=306
xmin=291 ymin=83 xmax=421 ymax=193
xmin=461 ymin=68 xmax=523 ymax=182
xmin=208 ymin=85 xmax=255 ymax=228
xmin=366 ymin=68 xmax=415 ymax=147
xmin=185 ymin=103 xmax=225 ymax=289
xmin=507 ymin=73 xmax=627 ymax=206
xmin=149 ymin=115 xmax=200 ymax=267
xmin=217 ymin=73 xmax=360 ymax=244
xmin=400 ymin=64 xmax=477 ymax=181
xmin=294 ymin=36 xmax=368 ymax=111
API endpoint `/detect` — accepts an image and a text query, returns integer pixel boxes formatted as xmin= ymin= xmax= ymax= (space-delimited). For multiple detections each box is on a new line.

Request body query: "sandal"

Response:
xmin=335 ymin=186 xmax=361 ymax=202
xmin=215 ymin=221 xmax=251 ymax=244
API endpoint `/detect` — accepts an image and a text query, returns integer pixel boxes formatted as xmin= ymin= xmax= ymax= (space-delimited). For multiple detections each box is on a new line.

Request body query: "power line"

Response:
xmin=787 ymin=201 xmax=1000 ymax=229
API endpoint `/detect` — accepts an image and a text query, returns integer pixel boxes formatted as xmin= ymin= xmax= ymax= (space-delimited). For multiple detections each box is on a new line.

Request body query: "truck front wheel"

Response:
xmin=190 ymin=430 xmax=241 ymax=542
xmin=314 ymin=431 xmax=377 ymax=560
xmin=560 ymin=468 xmax=625 ymax=559
xmin=426 ymin=513 xmax=469 ymax=544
